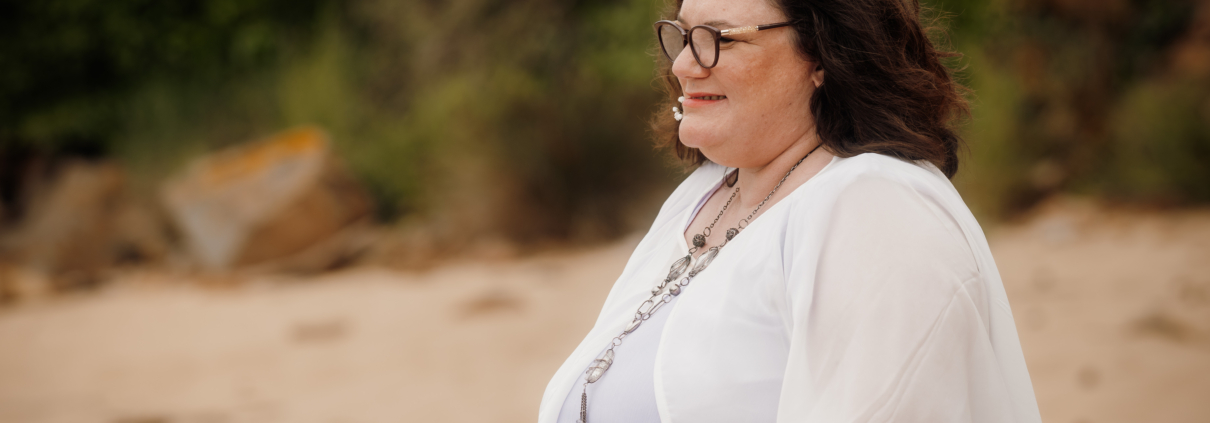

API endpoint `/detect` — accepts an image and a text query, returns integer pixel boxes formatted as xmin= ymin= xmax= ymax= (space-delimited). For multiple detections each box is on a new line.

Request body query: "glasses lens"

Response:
xmin=657 ymin=24 xmax=685 ymax=62
xmin=689 ymin=27 xmax=718 ymax=68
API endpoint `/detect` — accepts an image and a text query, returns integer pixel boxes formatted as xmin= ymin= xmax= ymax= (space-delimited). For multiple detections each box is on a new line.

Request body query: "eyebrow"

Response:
xmin=675 ymin=16 xmax=737 ymax=28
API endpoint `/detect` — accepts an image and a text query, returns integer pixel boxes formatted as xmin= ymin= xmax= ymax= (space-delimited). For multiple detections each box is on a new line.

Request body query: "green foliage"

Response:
xmin=3 ymin=0 xmax=1208 ymax=240
xmin=3 ymin=0 xmax=675 ymax=242
xmin=0 ymin=0 xmax=326 ymax=151
xmin=933 ymin=0 xmax=1209 ymax=218
xmin=1103 ymin=78 xmax=1210 ymax=202
xmin=325 ymin=0 xmax=674 ymax=240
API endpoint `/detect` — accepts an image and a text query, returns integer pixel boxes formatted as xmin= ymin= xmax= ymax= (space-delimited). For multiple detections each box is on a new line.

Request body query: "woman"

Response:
xmin=539 ymin=0 xmax=1042 ymax=421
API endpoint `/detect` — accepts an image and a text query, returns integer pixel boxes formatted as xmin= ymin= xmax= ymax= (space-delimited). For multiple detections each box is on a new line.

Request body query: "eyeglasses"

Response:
xmin=654 ymin=20 xmax=792 ymax=69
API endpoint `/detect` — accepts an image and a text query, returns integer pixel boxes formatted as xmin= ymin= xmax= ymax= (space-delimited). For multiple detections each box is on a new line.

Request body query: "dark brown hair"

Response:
xmin=653 ymin=0 xmax=970 ymax=178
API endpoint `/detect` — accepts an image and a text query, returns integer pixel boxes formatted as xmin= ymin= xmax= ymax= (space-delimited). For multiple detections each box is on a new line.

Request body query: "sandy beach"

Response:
xmin=1 ymin=198 xmax=1208 ymax=423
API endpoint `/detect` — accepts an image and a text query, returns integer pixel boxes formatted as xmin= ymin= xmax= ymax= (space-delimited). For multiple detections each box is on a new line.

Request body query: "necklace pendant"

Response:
xmin=692 ymin=234 xmax=706 ymax=248
xmin=586 ymin=358 xmax=610 ymax=383
xmin=585 ymin=348 xmax=614 ymax=383
xmin=689 ymin=247 xmax=720 ymax=276
xmin=725 ymin=228 xmax=739 ymax=241
xmin=585 ymin=365 xmax=604 ymax=383
xmin=668 ymin=255 xmax=692 ymax=279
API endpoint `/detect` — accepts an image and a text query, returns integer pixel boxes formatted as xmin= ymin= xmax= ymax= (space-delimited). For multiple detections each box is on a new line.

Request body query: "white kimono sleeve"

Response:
xmin=777 ymin=175 xmax=1028 ymax=422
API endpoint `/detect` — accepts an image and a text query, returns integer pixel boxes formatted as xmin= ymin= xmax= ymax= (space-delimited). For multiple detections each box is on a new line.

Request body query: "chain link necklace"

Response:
xmin=576 ymin=145 xmax=820 ymax=423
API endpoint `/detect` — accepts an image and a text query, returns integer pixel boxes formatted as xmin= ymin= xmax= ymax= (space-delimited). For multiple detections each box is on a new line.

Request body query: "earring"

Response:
xmin=673 ymin=96 xmax=684 ymax=121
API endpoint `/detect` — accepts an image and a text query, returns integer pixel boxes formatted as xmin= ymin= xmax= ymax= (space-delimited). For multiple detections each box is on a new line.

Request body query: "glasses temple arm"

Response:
xmin=719 ymin=22 xmax=793 ymax=36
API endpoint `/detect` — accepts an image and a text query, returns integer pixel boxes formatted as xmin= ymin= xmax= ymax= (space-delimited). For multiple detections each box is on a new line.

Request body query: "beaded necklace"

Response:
xmin=576 ymin=145 xmax=820 ymax=422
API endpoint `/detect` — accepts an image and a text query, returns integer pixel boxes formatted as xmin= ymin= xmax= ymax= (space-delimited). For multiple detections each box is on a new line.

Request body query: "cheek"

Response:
xmin=748 ymin=60 xmax=813 ymax=112
xmin=729 ymin=58 xmax=815 ymax=132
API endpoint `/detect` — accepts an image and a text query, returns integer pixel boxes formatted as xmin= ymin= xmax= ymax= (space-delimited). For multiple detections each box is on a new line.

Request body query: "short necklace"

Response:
xmin=576 ymin=145 xmax=820 ymax=423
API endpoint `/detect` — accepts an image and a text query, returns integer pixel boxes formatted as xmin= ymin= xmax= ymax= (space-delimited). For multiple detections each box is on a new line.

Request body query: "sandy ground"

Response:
xmin=1 ymin=197 xmax=1209 ymax=423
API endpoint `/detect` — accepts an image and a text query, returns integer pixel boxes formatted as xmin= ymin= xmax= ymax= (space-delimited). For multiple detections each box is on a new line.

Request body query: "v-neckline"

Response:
xmin=676 ymin=156 xmax=839 ymax=254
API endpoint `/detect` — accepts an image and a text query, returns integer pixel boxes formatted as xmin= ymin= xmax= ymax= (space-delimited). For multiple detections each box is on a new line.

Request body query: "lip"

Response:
xmin=681 ymin=92 xmax=728 ymax=108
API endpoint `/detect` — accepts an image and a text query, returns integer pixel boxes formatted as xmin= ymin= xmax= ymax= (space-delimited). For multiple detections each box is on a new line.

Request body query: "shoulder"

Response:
xmin=813 ymin=152 xmax=948 ymax=194
xmin=781 ymin=153 xmax=957 ymax=224
xmin=787 ymin=152 xmax=958 ymax=220
xmin=783 ymin=153 xmax=977 ymax=281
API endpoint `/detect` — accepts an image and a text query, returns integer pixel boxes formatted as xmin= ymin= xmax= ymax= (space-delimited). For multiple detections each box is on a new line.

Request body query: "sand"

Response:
xmin=1 ymin=197 xmax=1208 ymax=423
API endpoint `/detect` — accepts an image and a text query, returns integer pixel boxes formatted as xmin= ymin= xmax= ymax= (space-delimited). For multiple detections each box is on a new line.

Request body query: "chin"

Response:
xmin=678 ymin=119 xmax=722 ymax=150
xmin=680 ymin=118 xmax=740 ymax=165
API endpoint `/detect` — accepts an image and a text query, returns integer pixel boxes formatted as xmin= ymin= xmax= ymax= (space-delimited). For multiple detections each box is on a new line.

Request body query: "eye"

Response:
xmin=720 ymin=37 xmax=737 ymax=44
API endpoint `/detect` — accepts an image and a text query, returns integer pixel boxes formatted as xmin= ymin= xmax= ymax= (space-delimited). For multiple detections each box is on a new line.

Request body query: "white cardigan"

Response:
xmin=538 ymin=153 xmax=1042 ymax=423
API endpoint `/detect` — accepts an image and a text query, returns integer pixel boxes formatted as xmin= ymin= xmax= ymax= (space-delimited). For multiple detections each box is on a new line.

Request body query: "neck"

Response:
xmin=732 ymin=131 xmax=828 ymax=212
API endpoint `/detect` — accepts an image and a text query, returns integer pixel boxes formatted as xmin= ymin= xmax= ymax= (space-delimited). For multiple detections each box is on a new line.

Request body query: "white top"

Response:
xmin=554 ymin=182 xmax=719 ymax=423
xmin=539 ymin=153 xmax=1042 ymax=423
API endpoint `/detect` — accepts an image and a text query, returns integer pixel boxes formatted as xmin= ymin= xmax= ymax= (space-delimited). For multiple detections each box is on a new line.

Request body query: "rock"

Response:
xmin=242 ymin=220 xmax=380 ymax=274
xmin=111 ymin=199 xmax=173 ymax=264
xmin=1 ymin=162 xmax=116 ymax=287
xmin=0 ymin=263 xmax=52 ymax=305
xmin=161 ymin=127 xmax=373 ymax=271
xmin=0 ymin=160 xmax=172 ymax=290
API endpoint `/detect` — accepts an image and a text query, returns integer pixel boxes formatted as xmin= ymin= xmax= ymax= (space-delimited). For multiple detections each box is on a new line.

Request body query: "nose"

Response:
xmin=671 ymin=41 xmax=709 ymax=80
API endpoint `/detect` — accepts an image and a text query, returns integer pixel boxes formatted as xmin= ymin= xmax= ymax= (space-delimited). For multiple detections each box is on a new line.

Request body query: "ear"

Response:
xmin=811 ymin=63 xmax=825 ymax=88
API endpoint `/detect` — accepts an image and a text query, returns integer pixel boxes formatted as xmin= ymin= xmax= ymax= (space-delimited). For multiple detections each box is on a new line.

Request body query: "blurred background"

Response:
xmin=0 ymin=0 xmax=1207 ymax=422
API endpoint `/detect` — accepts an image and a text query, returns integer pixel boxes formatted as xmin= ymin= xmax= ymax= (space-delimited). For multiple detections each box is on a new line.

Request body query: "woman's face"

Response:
xmin=673 ymin=0 xmax=824 ymax=169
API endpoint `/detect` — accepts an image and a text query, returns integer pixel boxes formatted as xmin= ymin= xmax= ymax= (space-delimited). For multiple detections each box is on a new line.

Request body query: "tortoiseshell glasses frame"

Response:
xmin=653 ymin=20 xmax=792 ymax=69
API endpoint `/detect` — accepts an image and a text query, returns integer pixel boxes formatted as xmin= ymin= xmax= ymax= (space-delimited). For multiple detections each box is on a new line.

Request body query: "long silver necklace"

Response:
xmin=576 ymin=146 xmax=819 ymax=423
